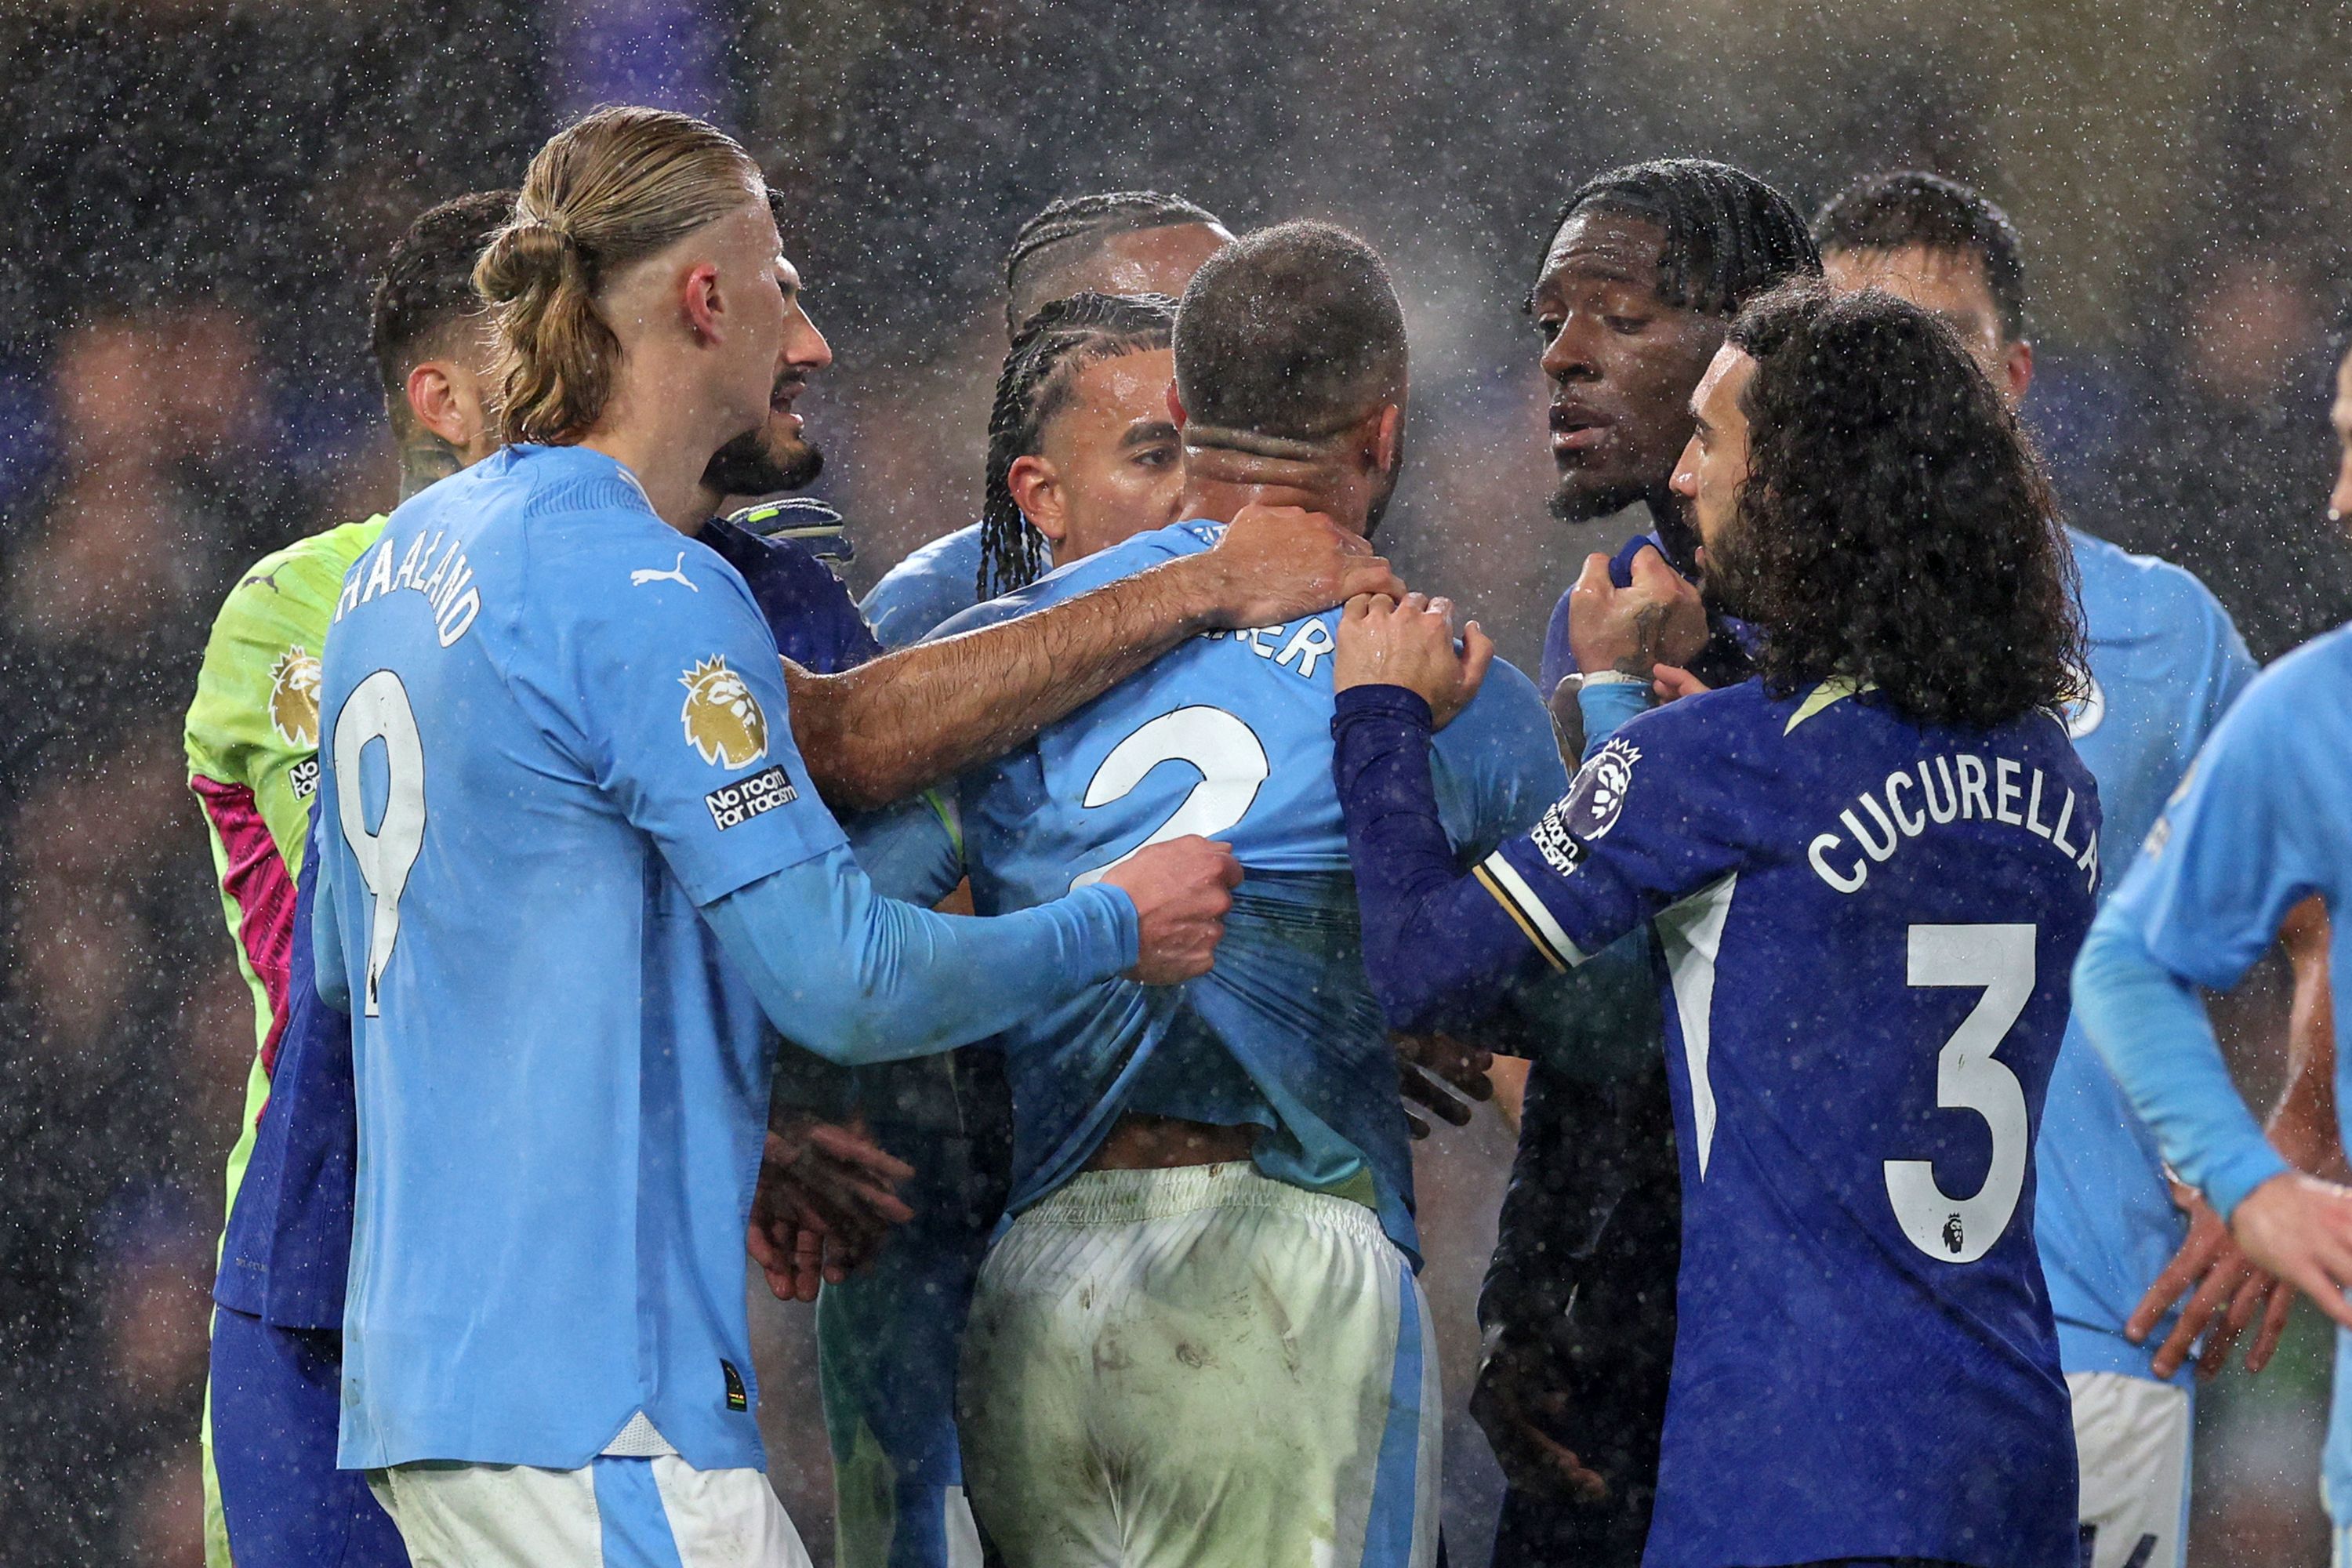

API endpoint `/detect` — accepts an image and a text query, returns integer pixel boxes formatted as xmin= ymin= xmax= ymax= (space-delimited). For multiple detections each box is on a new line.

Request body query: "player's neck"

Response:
xmin=1178 ymin=458 xmax=1367 ymax=537
xmin=584 ymin=376 xmax=738 ymax=533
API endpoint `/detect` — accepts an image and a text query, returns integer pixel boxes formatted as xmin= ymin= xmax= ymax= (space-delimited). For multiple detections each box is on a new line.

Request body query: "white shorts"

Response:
xmin=2067 ymin=1370 xmax=2192 ymax=1568
xmin=368 ymin=1454 xmax=813 ymax=1568
xmin=957 ymin=1161 xmax=1440 ymax=1568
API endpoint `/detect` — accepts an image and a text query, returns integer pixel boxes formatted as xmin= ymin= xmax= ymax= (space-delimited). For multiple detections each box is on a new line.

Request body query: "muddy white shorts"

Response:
xmin=367 ymin=1452 xmax=813 ymax=1568
xmin=2067 ymin=1370 xmax=2192 ymax=1568
xmin=957 ymin=1161 xmax=1439 ymax=1568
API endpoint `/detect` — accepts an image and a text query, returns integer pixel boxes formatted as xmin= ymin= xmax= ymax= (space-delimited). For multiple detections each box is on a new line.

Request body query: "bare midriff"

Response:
xmin=1083 ymin=1112 xmax=1259 ymax=1171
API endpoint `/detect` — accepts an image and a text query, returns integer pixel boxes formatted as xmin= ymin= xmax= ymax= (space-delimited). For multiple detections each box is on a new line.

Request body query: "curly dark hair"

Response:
xmin=1720 ymin=279 xmax=2084 ymax=729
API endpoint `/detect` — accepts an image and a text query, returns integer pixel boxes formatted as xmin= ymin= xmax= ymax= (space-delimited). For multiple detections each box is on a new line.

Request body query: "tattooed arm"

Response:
xmin=1564 ymin=544 xmax=1709 ymax=681
xmin=789 ymin=503 xmax=1406 ymax=811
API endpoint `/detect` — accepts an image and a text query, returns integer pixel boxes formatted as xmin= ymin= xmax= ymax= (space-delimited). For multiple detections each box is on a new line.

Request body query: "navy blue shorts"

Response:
xmin=209 ymin=1303 xmax=408 ymax=1567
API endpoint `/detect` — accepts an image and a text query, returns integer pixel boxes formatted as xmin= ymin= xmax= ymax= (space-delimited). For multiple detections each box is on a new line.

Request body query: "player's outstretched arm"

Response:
xmin=702 ymin=835 xmax=1239 ymax=1067
xmin=785 ymin=504 xmax=1405 ymax=811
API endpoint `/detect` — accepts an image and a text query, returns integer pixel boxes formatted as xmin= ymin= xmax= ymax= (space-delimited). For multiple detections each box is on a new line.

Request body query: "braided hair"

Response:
xmin=978 ymin=291 xmax=1178 ymax=600
xmin=1552 ymin=158 xmax=1820 ymax=317
xmin=1003 ymin=191 xmax=1221 ymax=339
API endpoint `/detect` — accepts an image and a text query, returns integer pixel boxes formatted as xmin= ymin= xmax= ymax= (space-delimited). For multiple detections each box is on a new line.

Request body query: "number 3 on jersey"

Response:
xmin=332 ymin=670 xmax=427 ymax=1016
xmin=1072 ymin=706 xmax=1267 ymax=888
xmin=1886 ymin=923 xmax=2034 ymax=1265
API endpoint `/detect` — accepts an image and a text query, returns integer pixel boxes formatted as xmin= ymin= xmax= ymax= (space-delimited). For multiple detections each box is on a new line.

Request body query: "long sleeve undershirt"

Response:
xmin=705 ymin=842 xmax=1138 ymax=1067
xmin=2072 ymin=907 xmax=2288 ymax=1221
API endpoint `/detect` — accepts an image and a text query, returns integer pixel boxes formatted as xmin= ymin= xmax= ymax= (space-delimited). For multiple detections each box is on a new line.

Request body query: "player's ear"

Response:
xmin=1007 ymin=455 xmax=1068 ymax=543
xmin=406 ymin=361 xmax=472 ymax=448
xmin=2002 ymin=339 xmax=2034 ymax=407
xmin=1166 ymin=383 xmax=1188 ymax=431
xmin=683 ymin=260 xmax=723 ymax=342
xmin=1374 ymin=408 xmax=1402 ymax=474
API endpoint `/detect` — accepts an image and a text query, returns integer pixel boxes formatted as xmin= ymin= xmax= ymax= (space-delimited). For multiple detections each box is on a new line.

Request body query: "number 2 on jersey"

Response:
xmin=1886 ymin=923 xmax=2034 ymax=1265
xmin=1072 ymin=706 xmax=1268 ymax=888
xmin=332 ymin=670 xmax=427 ymax=1017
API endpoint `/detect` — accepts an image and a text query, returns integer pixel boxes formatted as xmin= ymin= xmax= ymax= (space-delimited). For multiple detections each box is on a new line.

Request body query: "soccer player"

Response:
xmin=187 ymin=189 xmax=512 ymax=1568
xmin=1815 ymin=170 xmax=2325 ymax=1568
xmin=307 ymin=108 xmax=1305 ymax=1566
xmin=1334 ymin=280 xmax=2097 ymax=1567
xmin=861 ymin=190 xmax=1231 ymax=645
xmin=858 ymin=222 xmax=1566 ymax=1568
xmin=2073 ymin=339 xmax=2352 ymax=1562
xmin=1479 ymin=158 xmax=1820 ymax=1568
xmin=811 ymin=288 xmax=1181 ymax=1568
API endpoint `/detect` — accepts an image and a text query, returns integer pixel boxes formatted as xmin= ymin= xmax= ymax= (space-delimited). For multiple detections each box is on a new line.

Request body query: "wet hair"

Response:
xmin=1551 ymin=158 xmax=1820 ymax=315
xmin=1172 ymin=221 xmax=1405 ymax=455
xmin=1721 ymin=278 xmax=2082 ymax=729
xmin=474 ymin=106 xmax=763 ymax=445
xmin=368 ymin=191 xmax=515 ymax=431
xmin=978 ymin=291 xmax=1177 ymax=599
xmin=1004 ymin=191 xmax=1223 ymax=339
xmin=1811 ymin=171 xmax=2029 ymax=342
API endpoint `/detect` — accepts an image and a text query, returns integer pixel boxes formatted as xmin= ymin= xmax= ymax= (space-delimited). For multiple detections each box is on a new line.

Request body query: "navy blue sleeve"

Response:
xmin=1333 ymin=684 xmax=1554 ymax=1033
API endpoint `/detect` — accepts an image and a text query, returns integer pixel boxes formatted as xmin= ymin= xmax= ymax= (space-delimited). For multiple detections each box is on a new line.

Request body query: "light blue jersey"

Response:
xmin=883 ymin=518 xmax=1568 ymax=1260
xmin=314 ymin=445 xmax=1136 ymax=1475
xmin=2075 ymin=624 xmax=2352 ymax=1514
xmin=2035 ymin=528 xmax=2257 ymax=1383
xmin=860 ymin=522 xmax=983 ymax=649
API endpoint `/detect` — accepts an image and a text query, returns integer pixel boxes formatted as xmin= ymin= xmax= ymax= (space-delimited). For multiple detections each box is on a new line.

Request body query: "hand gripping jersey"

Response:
xmin=2034 ymin=528 xmax=2256 ymax=1385
xmin=2079 ymin=625 xmax=2352 ymax=1519
xmin=185 ymin=515 xmax=387 ymax=1288
xmin=860 ymin=521 xmax=984 ymax=650
xmin=1334 ymin=677 xmax=2099 ymax=1568
xmin=889 ymin=518 xmax=1568 ymax=1259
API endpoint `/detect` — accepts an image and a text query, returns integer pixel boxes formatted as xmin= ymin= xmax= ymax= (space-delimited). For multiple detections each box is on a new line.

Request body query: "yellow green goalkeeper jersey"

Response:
xmin=185 ymin=517 xmax=387 ymax=1229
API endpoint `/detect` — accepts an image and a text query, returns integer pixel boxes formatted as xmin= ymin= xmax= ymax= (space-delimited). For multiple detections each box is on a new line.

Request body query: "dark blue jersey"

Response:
xmin=1334 ymin=676 xmax=2098 ymax=1568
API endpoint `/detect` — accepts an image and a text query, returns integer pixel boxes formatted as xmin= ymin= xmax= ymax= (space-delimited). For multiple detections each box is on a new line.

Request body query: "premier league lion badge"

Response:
xmin=1568 ymin=736 xmax=1640 ymax=840
xmin=679 ymin=655 xmax=768 ymax=768
xmin=267 ymin=644 xmax=322 ymax=748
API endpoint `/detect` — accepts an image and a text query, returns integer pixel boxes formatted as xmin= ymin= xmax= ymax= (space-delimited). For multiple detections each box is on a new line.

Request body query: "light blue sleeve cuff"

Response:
xmin=1068 ymin=881 xmax=1142 ymax=975
xmin=1576 ymin=678 xmax=1653 ymax=759
xmin=2206 ymin=1144 xmax=2293 ymax=1225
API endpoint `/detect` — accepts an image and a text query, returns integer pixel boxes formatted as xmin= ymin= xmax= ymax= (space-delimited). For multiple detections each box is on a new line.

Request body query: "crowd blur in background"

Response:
xmin=2 ymin=2 xmax=2347 ymax=1563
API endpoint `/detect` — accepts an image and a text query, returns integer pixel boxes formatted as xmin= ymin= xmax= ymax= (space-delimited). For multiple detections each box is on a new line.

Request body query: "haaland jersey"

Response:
xmin=314 ymin=445 xmax=849 ymax=1472
xmin=185 ymin=514 xmax=386 ymax=1298
xmin=2035 ymin=528 xmax=2256 ymax=1383
xmin=220 ymin=519 xmax=882 ymax=1333
xmin=903 ymin=518 xmax=1566 ymax=1260
xmin=2096 ymin=626 xmax=2352 ymax=1514
xmin=861 ymin=521 xmax=983 ymax=648
xmin=1460 ymin=679 xmax=2096 ymax=1567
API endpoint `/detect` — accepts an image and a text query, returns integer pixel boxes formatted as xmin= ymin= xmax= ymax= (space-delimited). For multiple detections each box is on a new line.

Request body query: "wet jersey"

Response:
xmin=861 ymin=521 xmax=983 ymax=649
xmin=314 ymin=445 xmax=853 ymax=1472
xmin=896 ymin=518 xmax=1567 ymax=1260
xmin=220 ymin=514 xmax=882 ymax=1332
xmin=2035 ymin=528 xmax=2255 ymax=1383
xmin=2085 ymin=626 xmax=2352 ymax=1517
xmin=1334 ymin=677 xmax=2097 ymax=1567
xmin=185 ymin=515 xmax=386 ymax=1284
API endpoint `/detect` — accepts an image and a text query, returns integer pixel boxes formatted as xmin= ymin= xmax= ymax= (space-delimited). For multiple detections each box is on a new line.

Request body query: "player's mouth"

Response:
xmin=1549 ymin=402 xmax=1613 ymax=459
xmin=770 ymin=375 xmax=808 ymax=432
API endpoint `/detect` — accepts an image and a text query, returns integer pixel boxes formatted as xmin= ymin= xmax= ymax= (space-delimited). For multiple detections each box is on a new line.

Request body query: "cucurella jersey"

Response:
xmin=2080 ymin=625 xmax=2352 ymax=1519
xmin=860 ymin=521 xmax=984 ymax=649
xmin=881 ymin=518 xmax=1568 ymax=1261
xmin=185 ymin=517 xmax=386 ymax=1279
xmin=1334 ymin=676 xmax=2100 ymax=1568
xmin=2034 ymin=528 xmax=2256 ymax=1385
